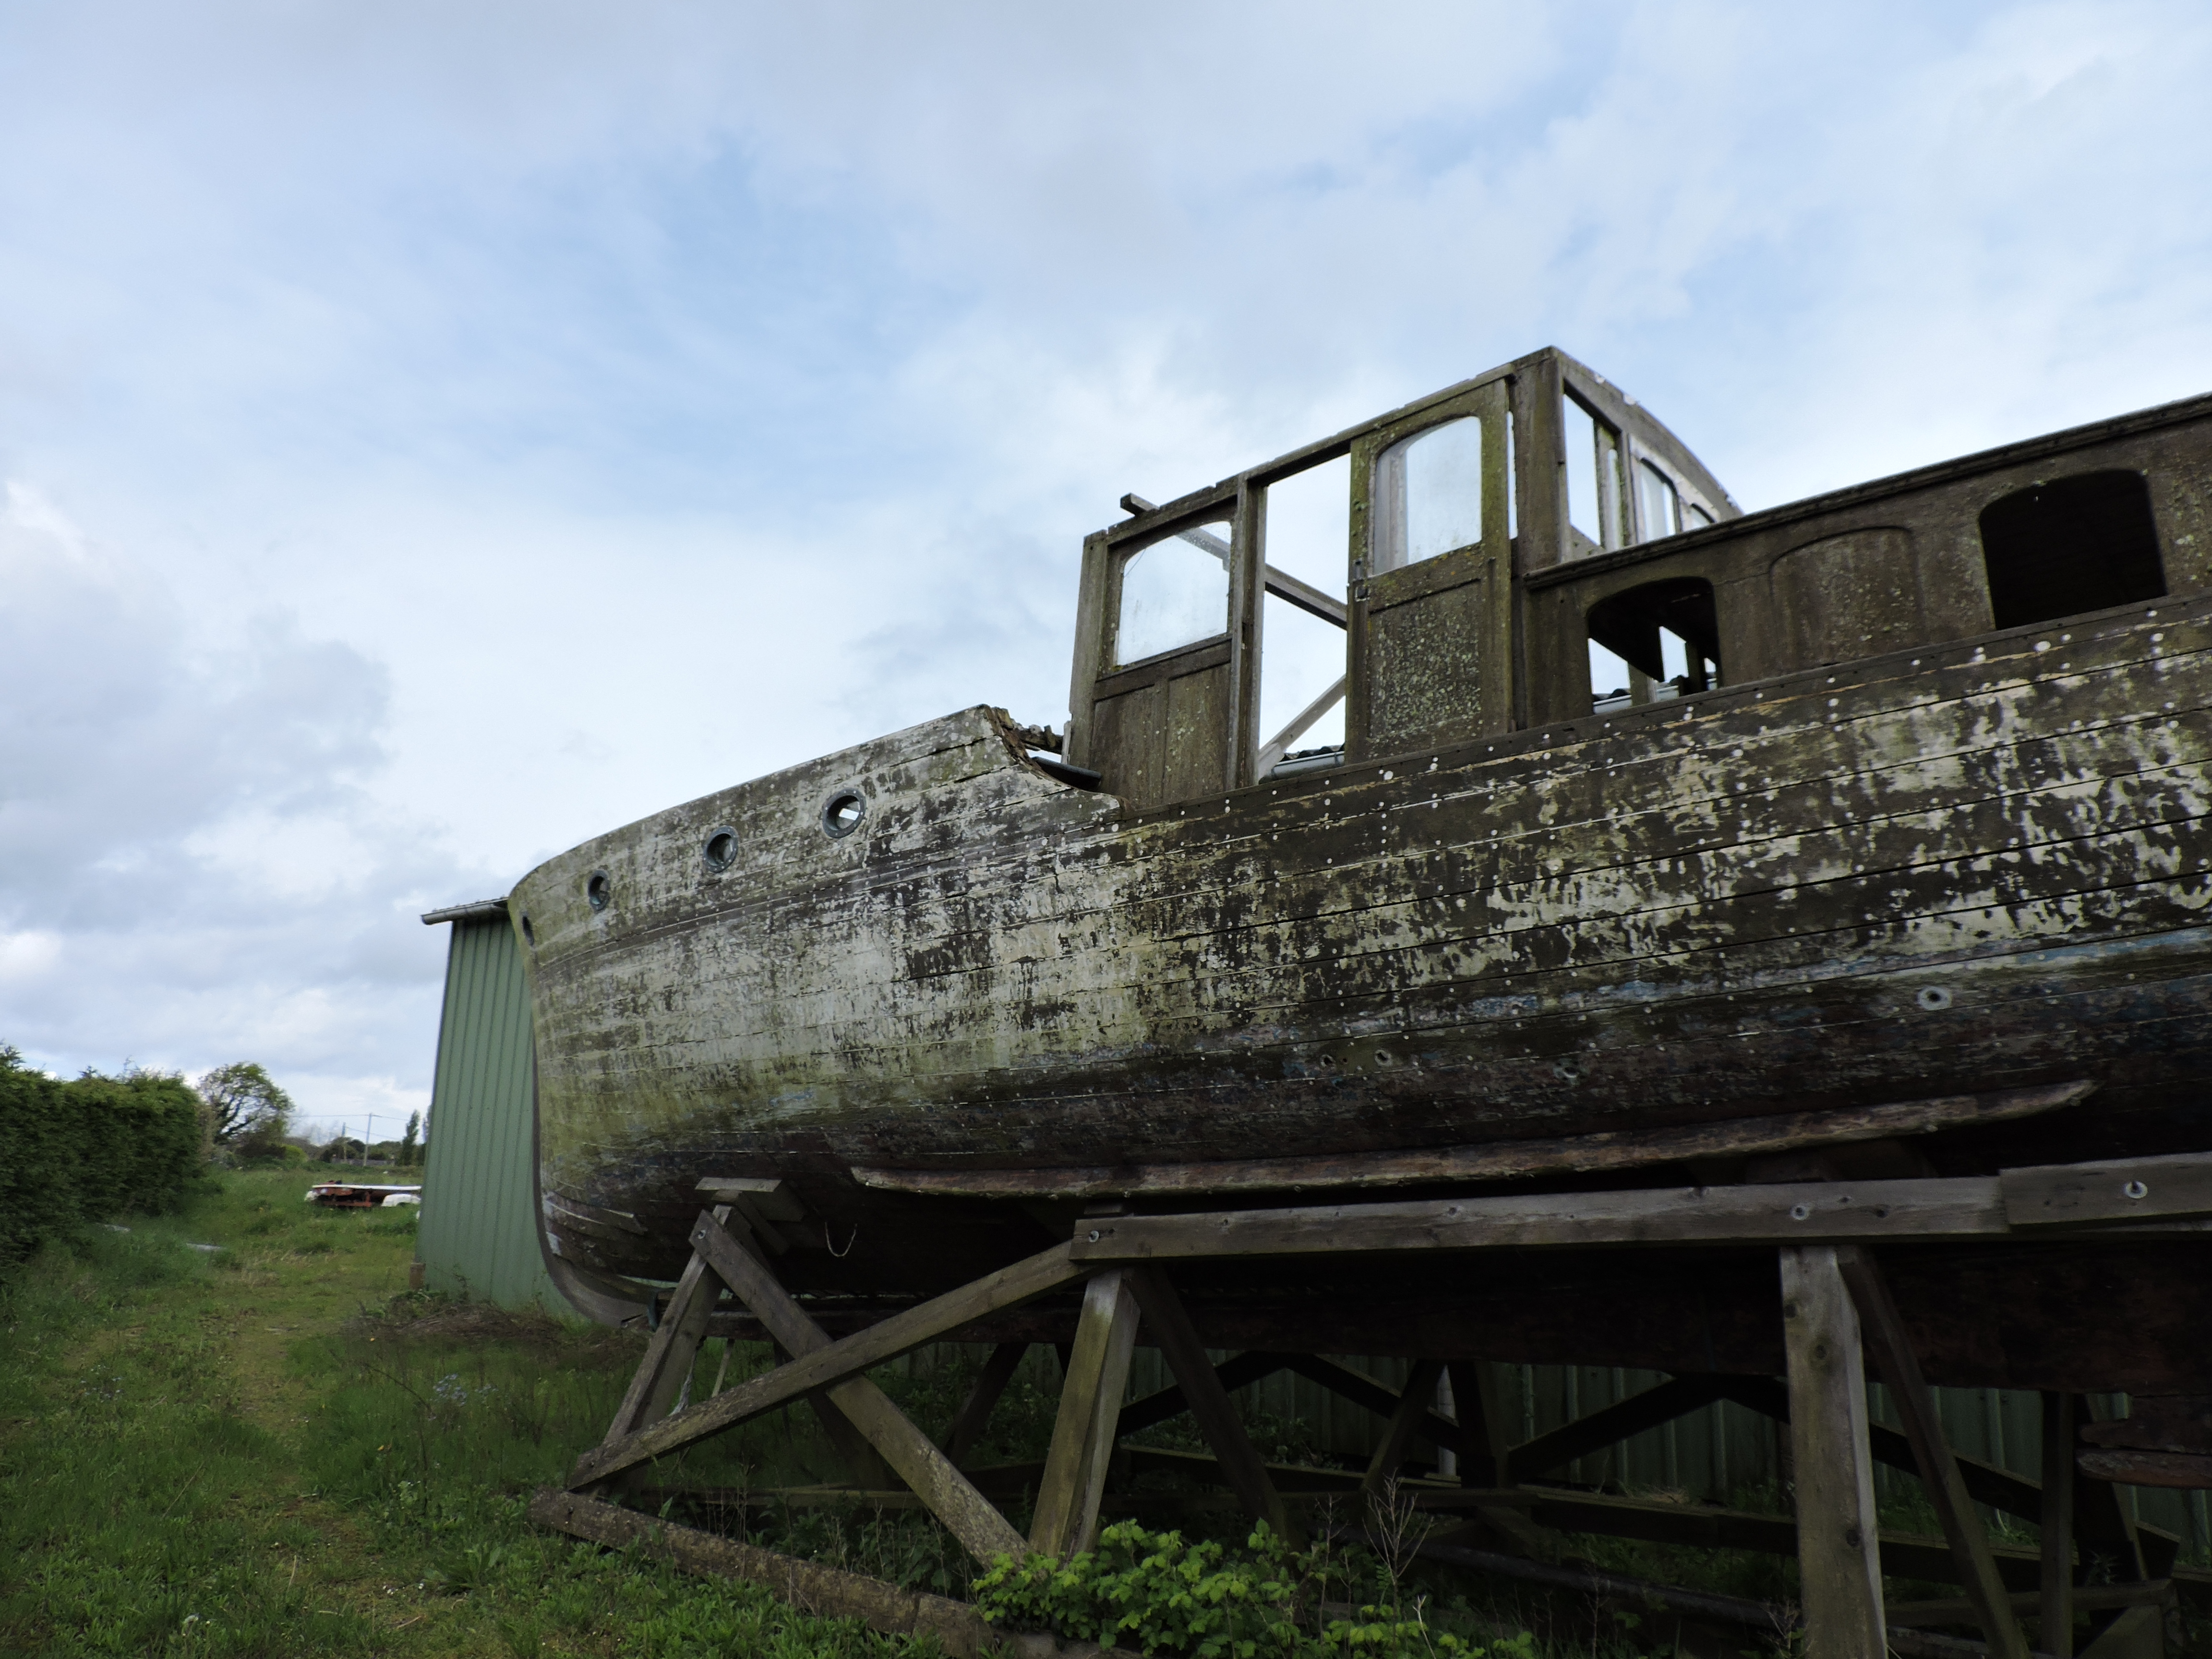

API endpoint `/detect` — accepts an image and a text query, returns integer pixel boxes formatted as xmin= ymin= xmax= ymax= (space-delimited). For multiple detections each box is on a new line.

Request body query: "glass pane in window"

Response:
xmin=1686 ymin=500 xmax=1714 ymax=528
xmin=1375 ymin=416 xmax=1482 ymax=571
xmin=1589 ymin=638 xmax=1634 ymax=712
xmin=1116 ymin=523 xmax=1229 ymax=665
xmin=1637 ymin=461 xmax=1682 ymax=541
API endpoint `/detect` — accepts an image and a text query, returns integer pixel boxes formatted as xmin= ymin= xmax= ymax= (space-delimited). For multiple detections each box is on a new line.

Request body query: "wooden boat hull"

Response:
xmin=512 ymin=592 xmax=2212 ymax=1310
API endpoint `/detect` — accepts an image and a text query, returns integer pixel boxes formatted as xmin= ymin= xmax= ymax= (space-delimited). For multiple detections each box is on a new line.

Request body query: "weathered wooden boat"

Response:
xmin=513 ymin=347 xmax=2212 ymax=1392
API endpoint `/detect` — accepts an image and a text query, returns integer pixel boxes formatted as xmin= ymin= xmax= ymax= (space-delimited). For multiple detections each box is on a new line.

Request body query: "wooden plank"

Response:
xmin=1505 ymin=1374 xmax=1732 ymax=1480
xmin=695 ymin=1177 xmax=805 ymax=1222
xmin=1030 ymin=1270 xmax=1142 ymax=1558
xmin=1837 ymin=1247 xmax=2032 ymax=1659
xmin=1714 ymin=1374 xmax=2047 ymax=1522
xmin=2044 ymin=1391 xmax=2078 ymax=1658
xmin=1072 ymin=1175 xmax=2014 ymax=1262
xmin=857 ymin=1082 xmax=2093 ymax=1200
xmin=1364 ymin=1358 xmax=1444 ymax=1497
xmin=2001 ymin=1151 xmax=2212 ymax=1228
xmin=2079 ymin=1603 xmax=2164 ymax=1659
xmin=527 ymin=1489 xmax=996 ymax=1659
xmin=599 ymin=1205 xmax=730 ymax=1447
xmin=685 ymin=1214 xmax=1028 ymax=1566
xmin=940 ymin=1341 xmax=1026 ymax=1468
xmin=1115 ymin=1350 xmax=1297 ymax=1438
xmin=1281 ymin=1354 xmax=1476 ymax=1458
xmin=1126 ymin=1266 xmax=1297 ymax=1544
xmin=1781 ymin=1244 xmax=1886 ymax=1659
xmin=569 ymin=1230 xmax=1084 ymax=1487
xmin=1889 ymin=1582 xmax=2172 ymax=1630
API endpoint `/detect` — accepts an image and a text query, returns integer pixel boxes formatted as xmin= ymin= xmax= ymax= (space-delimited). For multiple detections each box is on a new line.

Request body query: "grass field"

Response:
xmin=0 ymin=1166 xmax=944 ymax=1658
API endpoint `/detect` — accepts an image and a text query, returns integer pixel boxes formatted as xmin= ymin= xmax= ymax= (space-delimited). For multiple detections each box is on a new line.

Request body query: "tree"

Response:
xmin=400 ymin=1109 xmax=421 ymax=1165
xmin=198 ymin=1063 xmax=294 ymax=1159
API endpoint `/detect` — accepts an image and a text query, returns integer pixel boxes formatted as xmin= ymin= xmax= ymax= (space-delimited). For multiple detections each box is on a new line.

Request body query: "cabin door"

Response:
xmin=1346 ymin=380 xmax=1514 ymax=760
xmin=1065 ymin=491 xmax=1264 ymax=811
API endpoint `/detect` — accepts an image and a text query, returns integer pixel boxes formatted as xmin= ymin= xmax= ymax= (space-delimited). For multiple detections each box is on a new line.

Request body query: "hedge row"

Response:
xmin=0 ymin=1047 xmax=205 ymax=1265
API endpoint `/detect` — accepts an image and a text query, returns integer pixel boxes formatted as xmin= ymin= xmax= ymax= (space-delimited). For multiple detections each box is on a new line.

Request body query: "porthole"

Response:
xmin=586 ymin=871 xmax=612 ymax=912
xmin=821 ymin=790 xmax=866 ymax=840
xmin=520 ymin=913 xmax=535 ymax=947
xmin=702 ymin=828 xmax=738 ymax=871
xmin=1916 ymin=986 xmax=1951 ymax=1011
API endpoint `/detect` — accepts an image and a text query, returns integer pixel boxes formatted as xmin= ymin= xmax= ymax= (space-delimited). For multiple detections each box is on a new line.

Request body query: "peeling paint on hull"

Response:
xmin=511 ymin=598 xmax=2212 ymax=1309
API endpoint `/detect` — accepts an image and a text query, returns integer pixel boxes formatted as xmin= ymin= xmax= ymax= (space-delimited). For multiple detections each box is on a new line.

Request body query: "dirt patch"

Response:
xmin=348 ymin=1292 xmax=643 ymax=1370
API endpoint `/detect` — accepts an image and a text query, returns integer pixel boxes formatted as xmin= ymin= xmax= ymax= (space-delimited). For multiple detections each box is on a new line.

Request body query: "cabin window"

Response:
xmin=1563 ymin=394 xmax=1624 ymax=551
xmin=1373 ymin=416 xmax=1483 ymax=571
xmin=1979 ymin=470 xmax=2164 ymax=629
xmin=1115 ymin=520 xmax=1230 ymax=665
xmin=1587 ymin=578 xmax=1721 ymax=712
xmin=1637 ymin=461 xmax=1683 ymax=540
xmin=1258 ymin=456 xmax=1350 ymax=772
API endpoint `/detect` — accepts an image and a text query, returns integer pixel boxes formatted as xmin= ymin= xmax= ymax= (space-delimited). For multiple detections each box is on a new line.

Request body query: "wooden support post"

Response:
xmin=2042 ymin=1391 xmax=2077 ymax=1657
xmin=1031 ymin=1270 xmax=1142 ymax=1559
xmin=1780 ymin=1245 xmax=1886 ymax=1659
xmin=1364 ymin=1358 xmax=1445 ymax=1497
xmin=1837 ymin=1248 xmax=2031 ymax=1659
xmin=1127 ymin=1265 xmax=1298 ymax=1545
xmin=2077 ymin=1396 xmax=2151 ymax=1587
xmin=689 ymin=1214 xmax=1027 ymax=1565
xmin=1449 ymin=1361 xmax=1512 ymax=1487
xmin=942 ymin=1343 xmax=1027 ymax=1469
xmin=601 ymin=1205 xmax=732 ymax=1447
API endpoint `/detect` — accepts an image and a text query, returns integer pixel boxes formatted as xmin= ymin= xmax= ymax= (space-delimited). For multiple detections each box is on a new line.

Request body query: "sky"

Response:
xmin=2 ymin=0 xmax=2210 ymax=1138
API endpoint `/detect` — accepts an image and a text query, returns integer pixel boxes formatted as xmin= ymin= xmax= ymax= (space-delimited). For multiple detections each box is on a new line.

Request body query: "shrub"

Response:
xmin=0 ymin=1047 xmax=206 ymax=1266
xmin=972 ymin=1521 xmax=1522 ymax=1659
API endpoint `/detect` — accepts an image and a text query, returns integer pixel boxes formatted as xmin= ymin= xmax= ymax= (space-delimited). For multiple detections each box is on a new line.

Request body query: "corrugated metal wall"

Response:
xmin=417 ymin=913 xmax=560 ymax=1311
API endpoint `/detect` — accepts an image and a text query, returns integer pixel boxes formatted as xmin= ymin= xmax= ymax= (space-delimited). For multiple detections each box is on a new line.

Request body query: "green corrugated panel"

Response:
xmin=417 ymin=914 xmax=560 ymax=1311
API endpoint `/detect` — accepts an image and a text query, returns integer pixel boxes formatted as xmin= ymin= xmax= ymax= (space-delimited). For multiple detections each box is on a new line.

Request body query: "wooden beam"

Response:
xmin=1449 ymin=1360 xmax=1512 ymax=1488
xmin=1889 ymin=1582 xmax=2172 ymax=1630
xmin=1115 ymin=1350 xmax=1297 ymax=1439
xmin=1837 ymin=1247 xmax=2031 ymax=1659
xmin=857 ymin=1082 xmax=2093 ymax=1201
xmin=1364 ymin=1358 xmax=1445 ymax=1497
xmin=685 ymin=1213 xmax=1028 ymax=1566
xmin=1127 ymin=1266 xmax=1298 ymax=1545
xmin=600 ymin=1205 xmax=731 ymax=1448
xmin=529 ymin=1489 xmax=996 ymax=1658
xmin=1076 ymin=1175 xmax=2015 ymax=1261
xmin=1713 ymin=1374 xmax=2046 ymax=1522
xmin=1280 ymin=1354 xmax=1477 ymax=1459
xmin=1030 ymin=1270 xmax=1142 ymax=1559
xmin=2044 ymin=1391 xmax=2078 ymax=1658
xmin=1781 ymin=1244 xmax=1886 ymax=1659
xmin=941 ymin=1342 xmax=1027 ymax=1469
xmin=2002 ymin=1150 xmax=2212 ymax=1228
xmin=2078 ymin=1604 xmax=2164 ymax=1659
xmin=569 ymin=1232 xmax=1084 ymax=1487
xmin=1505 ymin=1374 xmax=1732 ymax=1480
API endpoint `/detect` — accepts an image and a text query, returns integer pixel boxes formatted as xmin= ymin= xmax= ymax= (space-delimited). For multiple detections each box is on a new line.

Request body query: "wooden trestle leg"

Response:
xmin=2042 ymin=1390 xmax=2077 ymax=1658
xmin=1836 ymin=1246 xmax=2031 ymax=1659
xmin=1127 ymin=1265 xmax=1299 ymax=1546
xmin=1030 ymin=1270 xmax=1142 ymax=1558
xmin=599 ymin=1203 xmax=733 ymax=1464
xmin=1780 ymin=1244 xmax=1886 ymax=1659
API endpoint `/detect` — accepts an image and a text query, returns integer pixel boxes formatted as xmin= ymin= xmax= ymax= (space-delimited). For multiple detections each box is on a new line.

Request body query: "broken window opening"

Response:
xmin=1586 ymin=578 xmax=1721 ymax=714
xmin=1374 ymin=416 xmax=1483 ymax=572
xmin=1563 ymin=394 xmax=1624 ymax=552
xmin=1979 ymin=470 xmax=2164 ymax=630
xmin=1254 ymin=456 xmax=1350 ymax=778
xmin=1637 ymin=460 xmax=1683 ymax=541
xmin=1114 ymin=521 xmax=1231 ymax=666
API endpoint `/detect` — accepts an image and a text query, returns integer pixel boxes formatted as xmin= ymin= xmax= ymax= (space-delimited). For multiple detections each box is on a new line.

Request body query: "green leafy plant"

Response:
xmin=973 ymin=1520 xmax=1520 ymax=1659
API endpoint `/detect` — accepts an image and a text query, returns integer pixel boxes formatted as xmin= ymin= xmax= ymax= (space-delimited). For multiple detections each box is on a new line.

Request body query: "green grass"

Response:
xmin=0 ymin=1167 xmax=942 ymax=1658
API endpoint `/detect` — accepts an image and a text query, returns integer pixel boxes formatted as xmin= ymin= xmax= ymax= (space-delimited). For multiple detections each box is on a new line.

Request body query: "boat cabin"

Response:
xmin=1064 ymin=346 xmax=2211 ymax=809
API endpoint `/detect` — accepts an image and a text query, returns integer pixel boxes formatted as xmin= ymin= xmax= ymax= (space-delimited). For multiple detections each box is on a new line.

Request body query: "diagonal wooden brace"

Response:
xmin=600 ymin=1203 xmax=732 ymax=1452
xmin=1126 ymin=1265 xmax=1298 ymax=1546
xmin=1836 ymin=1245 xmax=2032 ymax=1659
xmin=686 ymin=1211 xmax=1028 ymax=1565
xmin=571 ymin=1231 xmax=1084 ymax=1488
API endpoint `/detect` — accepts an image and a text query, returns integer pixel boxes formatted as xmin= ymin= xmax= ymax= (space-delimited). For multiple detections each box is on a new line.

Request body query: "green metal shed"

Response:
xmin=416 ymin=899 xmax=560 ymax=1312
